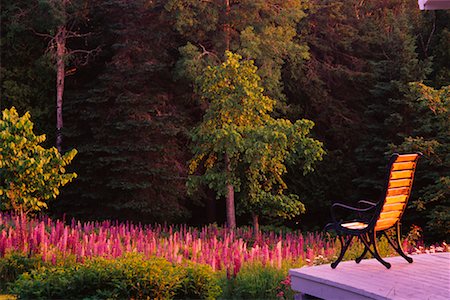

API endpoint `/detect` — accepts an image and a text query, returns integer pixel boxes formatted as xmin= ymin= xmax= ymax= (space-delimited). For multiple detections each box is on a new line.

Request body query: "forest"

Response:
xmin=1 ymin=0 xmax=449 ymax=243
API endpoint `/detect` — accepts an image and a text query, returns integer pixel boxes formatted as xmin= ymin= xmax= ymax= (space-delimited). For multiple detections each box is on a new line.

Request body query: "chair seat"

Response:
xmin=341 ymin=221 xmax=368 ymax=230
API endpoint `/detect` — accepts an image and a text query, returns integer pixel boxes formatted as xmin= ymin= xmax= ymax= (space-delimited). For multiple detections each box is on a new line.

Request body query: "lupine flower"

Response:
xmin=0 ymin=212 xmax=443 ymax=276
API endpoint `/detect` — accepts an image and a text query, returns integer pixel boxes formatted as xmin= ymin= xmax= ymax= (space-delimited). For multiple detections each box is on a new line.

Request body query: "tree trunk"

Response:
xmin=252 ymin=213 xmax=259 ymax=237
xmin=55 ymin=25 xmax=66 ymax=152
xmin=224 ymin=0 xmax=230 ymax=51
xmin=206 ymin=189 xmax=217 ymax=223
xmin=225 ymin=153 xmax=236 ymax=229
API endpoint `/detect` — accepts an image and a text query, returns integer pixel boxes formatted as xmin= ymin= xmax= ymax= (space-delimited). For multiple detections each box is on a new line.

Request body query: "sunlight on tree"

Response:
xmin=0 ymin=107 xmax=77 ymax=214
xmin=188 ymin=52 xmax=324 ymax=231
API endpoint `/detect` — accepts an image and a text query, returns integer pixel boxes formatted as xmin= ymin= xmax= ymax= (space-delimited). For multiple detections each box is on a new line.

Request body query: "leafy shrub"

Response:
xmin=218 ymin=263 xmax=294 ymax=299
xmin=0 ymin=107 xmax=77 ymax=214
xmin=180 ymin=262 xmax=222 ymax=299
xmin=9 ymin=255 xmax=221 ymax=299
xmin=0 ymin=253 xmax=45 ymax=292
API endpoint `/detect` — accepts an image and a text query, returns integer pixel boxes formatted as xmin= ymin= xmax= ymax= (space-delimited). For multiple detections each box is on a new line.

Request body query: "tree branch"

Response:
xmin=425 ymin=13 xmax=436 ymax=56
xmin=66 ymin=31 xmax=93 ymax=39
xmin=69 ymin=46 xmax=102 ymax=67
xmin=30 ymin=28 xmax=54 ymax=39
xmin=197 ymin=44 xmax=221 ymax=63
xmin=68 ymin=48 xmax=97 ymax=55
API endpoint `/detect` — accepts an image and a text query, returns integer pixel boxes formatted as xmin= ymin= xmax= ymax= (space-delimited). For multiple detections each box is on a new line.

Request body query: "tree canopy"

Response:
xmin=391 ymin=83 xmax=449 ymax=239
xmin=1 ymin=0 xmax=448 ymax=240
xmin=189 ymin=52 xmax=324 ymax=226
xmin=0 ymin=107 xmax=77 ymax=214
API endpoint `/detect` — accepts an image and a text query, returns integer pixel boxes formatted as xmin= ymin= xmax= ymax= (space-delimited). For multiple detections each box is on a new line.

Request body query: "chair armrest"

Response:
xmin=331 ymin=203 xmax=376 ymax=223
xmin=358 ymin=200 xmax=377 ymax=208
xmin=357 ymin=200 xmax=378 ymax=220
xmin=332 ymin=203 xmax=376 ymax=212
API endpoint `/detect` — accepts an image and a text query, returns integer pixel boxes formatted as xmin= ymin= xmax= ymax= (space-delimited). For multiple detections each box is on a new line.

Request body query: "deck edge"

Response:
xmin=289 ymin=268 xmax=387 ymax=300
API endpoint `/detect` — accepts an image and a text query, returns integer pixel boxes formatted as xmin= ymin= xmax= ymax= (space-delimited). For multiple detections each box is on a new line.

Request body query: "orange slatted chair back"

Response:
xmin=375 ymin=153 xmax=421 ymax=231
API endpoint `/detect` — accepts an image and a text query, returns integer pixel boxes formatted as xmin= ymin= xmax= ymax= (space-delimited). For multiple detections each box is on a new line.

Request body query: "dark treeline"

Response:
xmin=1 ymin=0 xmax=448 ymax=241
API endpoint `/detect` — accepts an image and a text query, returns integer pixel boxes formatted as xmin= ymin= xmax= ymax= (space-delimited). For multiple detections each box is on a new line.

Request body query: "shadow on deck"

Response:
xmin=289 ymin=252 xmax=450 ymax=300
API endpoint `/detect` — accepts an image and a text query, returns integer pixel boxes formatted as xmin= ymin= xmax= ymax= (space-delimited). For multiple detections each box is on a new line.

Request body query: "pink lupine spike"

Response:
xmin=233 ymin=255 xmax=241 ymax=277
xmin=0 ymin=212 xmax=348 ymax=276
xmin=277 ymin=241 xmax=282 ymax=269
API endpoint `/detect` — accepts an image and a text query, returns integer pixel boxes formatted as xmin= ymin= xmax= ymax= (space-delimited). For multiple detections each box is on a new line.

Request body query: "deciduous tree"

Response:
xmin=189 ymin=52 xmax=324 ymax=230
xmin=166 ymin=0 xmax=309 ymax=101
xmin=0 ymin=107 xmax=77 ymax=215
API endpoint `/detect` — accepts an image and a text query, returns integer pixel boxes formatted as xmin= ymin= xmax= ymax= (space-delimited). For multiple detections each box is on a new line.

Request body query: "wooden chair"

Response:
xmin=325 ymin=153 xmax=422 ymax=269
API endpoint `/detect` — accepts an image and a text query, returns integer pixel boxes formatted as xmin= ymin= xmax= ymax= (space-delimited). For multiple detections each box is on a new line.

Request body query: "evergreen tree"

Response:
xmin=165 ymin=0 xmax=309 ymax=101
xmin=57 ymin=0 xmax=192 ymax=222
xmin=391 ymin=83 xmax=449 ymax=241
xmin=1 ymin=0 xmax=448 ymax=240
xmin=1 ymin=0 xmax=99 ymax=151
xmin=33 ymin=0 xmax=99 ymax=151
xmin=283 ymin=0 xmax=435 ymax=230
xmin=422 ymin=11 xmax=450 ymax=87
xmin=283 ymin=0 xmax=373 ymax=228
xmin=1 ymin=0 xmax=54 ymax=138
xmin=355 ymin=0 xmax=431 ymax=199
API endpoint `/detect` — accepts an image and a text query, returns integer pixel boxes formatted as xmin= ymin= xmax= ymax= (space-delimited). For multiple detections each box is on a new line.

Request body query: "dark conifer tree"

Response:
xmin=58 ymin=0 xmax=192 ymax=222
xmin=283 ymin=0 xmax=432 ymax=230
xmin=355 ymin=0 xmax=431 ymax=197
xmin=1 ymin=0 xmax=54 ymax=138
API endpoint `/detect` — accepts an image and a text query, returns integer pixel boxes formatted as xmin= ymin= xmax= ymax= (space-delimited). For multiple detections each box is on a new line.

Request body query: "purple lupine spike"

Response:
xmin=233 ymin=255 xmax=241 ymax=277
xmin=0 ymin=212 xmax=363 ymax=276
xmin=276 ymin=241 xmax=282 ymax=269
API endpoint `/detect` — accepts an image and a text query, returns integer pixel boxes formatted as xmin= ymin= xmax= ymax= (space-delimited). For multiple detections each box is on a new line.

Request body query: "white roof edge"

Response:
xmin=418 ymin=0 xmax=450 ymax=10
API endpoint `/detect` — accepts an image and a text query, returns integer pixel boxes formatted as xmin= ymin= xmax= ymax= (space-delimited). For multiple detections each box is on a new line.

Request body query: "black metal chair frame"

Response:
xmin=325 ymin=153 xmax=421 ymax=269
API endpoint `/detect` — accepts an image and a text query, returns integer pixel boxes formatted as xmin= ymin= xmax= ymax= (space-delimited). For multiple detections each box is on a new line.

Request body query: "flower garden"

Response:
xmin=2 ymin=0 xmax=449 ymax=299
xmin=1 ymin=212 xmax=447 ymax=299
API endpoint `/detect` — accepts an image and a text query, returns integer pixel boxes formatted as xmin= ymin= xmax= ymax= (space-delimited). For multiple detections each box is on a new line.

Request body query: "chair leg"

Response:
xmin=331 ymin=235 xmax=353 ymax=269
xmin=369 ymin=230 xmax=391 ymax=269
xmin=355 ymin=234 xmax=369 ymax=263
xmin=383 ymin=223 xmax=413 ymax=263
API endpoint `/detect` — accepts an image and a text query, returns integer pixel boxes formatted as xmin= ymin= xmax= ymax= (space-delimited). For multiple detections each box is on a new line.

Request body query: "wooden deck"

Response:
xmin=289 ymin=252 xmax=450 ymax=300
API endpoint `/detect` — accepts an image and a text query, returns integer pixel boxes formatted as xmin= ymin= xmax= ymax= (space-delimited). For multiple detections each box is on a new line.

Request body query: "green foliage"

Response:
xmin=165 ymin=0 xmax=309 ymax=100
xmin=285 ymin=0 xmax=435 ymax=231
xmin=355 ymin=1 xmax=431 ymax=195
xmin=57 ymin=0 xmax=192 ymax=223
xmin=284 ymin=0 xmax=404 ymax=229
xmin=425 ymin=12 xmax=450 ymax=87
xmin=0 ymin=0 xmax=55 ymax=137
xmin=181 ymin=261 xmax=222 ymax=300
xmin=1 ymin=0 xmax=449 ymax=240
xmin=0 ymin=253 xmax=46 ymax=292
xmin=0 ymin=107 xmax=77 ymax=214
xmin=390 ymin=83 xmax=449 ymax=240
xmin=189 ymin=52 xmax=324 ymax=221
xmin=218 ymin=263 xmax=294 ymax=299
xmin=342 ymin=236 xmax=392 ymax=262
xmin=9 ymin=255 xmax=221 ymax=300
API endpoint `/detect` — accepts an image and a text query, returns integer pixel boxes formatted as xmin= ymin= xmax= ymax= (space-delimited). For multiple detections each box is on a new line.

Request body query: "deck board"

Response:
xmin=289 ymin=253 xmax=450 ymax=300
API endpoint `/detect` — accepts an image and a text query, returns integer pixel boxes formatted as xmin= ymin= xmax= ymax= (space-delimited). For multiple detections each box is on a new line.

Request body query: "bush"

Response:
xmin=0 ymin=253 xmax=46 ymax=292
xmin=8 ymin=255 xmax=221 ymax=299
xmin=0 ymin=107 xmax=77 ymax=214
xmin=218 ymin=263 xmax=294 ymax=299
xmin=180 ymin=262 xmax=222 ymax=299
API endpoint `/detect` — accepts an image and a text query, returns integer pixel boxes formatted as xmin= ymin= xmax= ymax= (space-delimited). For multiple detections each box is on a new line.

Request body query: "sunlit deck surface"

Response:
xmin=289 ymin=252 xmax=450 ymax=300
